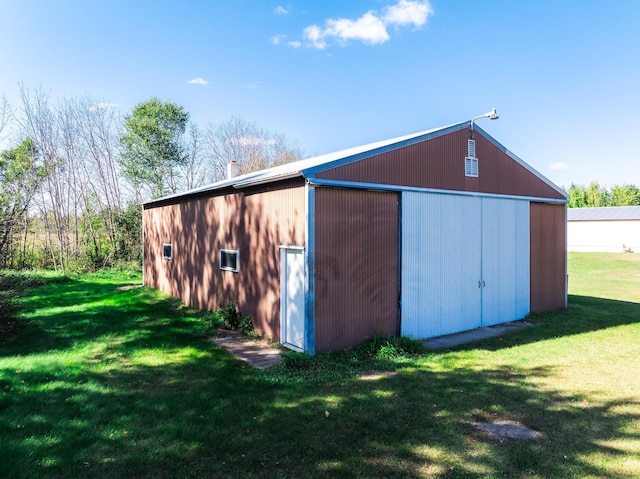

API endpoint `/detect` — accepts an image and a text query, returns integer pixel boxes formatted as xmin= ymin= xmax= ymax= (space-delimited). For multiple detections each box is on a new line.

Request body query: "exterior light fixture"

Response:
xmin=470 ymin=108 xmax=499 ymax=133
xmin=466 ymin=109 xmax=499 ymax=177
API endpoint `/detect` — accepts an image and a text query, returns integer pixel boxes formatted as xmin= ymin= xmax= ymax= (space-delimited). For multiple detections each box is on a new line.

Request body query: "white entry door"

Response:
xmin=280 ymin=247 xmax=305 ymax=352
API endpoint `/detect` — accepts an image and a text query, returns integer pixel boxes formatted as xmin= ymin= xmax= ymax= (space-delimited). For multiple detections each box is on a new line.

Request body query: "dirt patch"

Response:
xmin=466 ymin=419 xmax=543 ymax=440
xmin=116 ymin=284 xmax=143 ymax=291
xmin=209 ymin=334 xmax=283 ymax=369
xmin=359 ymin=370 xmax=398 ymax=381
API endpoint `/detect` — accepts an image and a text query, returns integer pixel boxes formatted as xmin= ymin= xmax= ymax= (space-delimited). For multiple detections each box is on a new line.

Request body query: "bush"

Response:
xmin=212 ymin=301 xmax=254 ymax=335
xmin=238 ymin=316 xmax=254 ymax=335
xmin=212 ymin=301 xmax=240 ymax=330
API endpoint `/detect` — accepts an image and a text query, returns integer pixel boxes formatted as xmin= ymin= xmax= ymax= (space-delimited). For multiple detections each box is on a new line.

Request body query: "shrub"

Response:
xmin=212 ymin=302 xmax=254 ymax=335
xmin=238 ymin=316 xmax=254 ymax=336
xmin=213 ymin=301 xmax=240 ymax=330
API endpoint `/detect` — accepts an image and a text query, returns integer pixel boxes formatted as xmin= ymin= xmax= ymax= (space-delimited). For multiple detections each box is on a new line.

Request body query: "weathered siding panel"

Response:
xmin=143 ymin=180 xmax=306 ymax=340
xmin=314 ymin=188 xmax=399 ymax=352
xmin=317 ymin=128 xmax=565 ymax=201
xmin=530 ymin=203 xmax=567 ymax=312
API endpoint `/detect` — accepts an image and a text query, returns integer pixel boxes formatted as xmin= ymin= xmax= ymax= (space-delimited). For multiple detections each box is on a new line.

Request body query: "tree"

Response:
xmin=586 ymin=181 xmax=609 ymax=207
xmin=0 ymin=95 xmax=11 ymax=141
xmin=609 ymin=184 xmax=640 ymax=206
xmin=181 ymin=123 xmax=205 ymax=191
xmin=119 ymin=98 xmax=189 ymax=199
xmin=567 ymin=181 xmax=640 ymax=208
xmin=0 ymin=139 xmax=46 ymax=267
xmin=568 ymin=184 xmax=588 ymax=208
xmin=19 ymin=86 xmax=73 ymax=272
xmin=203 ymin=116 xmax=304 ymax=183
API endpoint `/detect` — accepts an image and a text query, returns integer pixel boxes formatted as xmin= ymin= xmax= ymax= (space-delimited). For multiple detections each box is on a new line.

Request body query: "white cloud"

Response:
xmin=325 ymin=12 xmax=389 ymax=45
xmin=187 ymin=77 xmax=209 ymax=85
xmin=383 ymin=0 xmax=433 ymax=27
xmin=272 ymin=34 xmax=302 ymax=49
xmin=303 ymin=24 xmax=327 ymax=50
xmin=300 ymin=0 xmax=433 ymax=50
xmin=249 ymin=81 xmax=261 ymax=89
xmin=274 ymin=6 xmax=288 ymax=15
xmin=550 ymin=162 xmax=571 ymax=171
xmin=271 ymin=34 xmax=287 ymax=45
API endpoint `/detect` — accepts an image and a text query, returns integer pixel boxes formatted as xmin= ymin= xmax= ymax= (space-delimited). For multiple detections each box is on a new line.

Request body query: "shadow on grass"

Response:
xmin=2 ymin=275 xmax=211 ymax=356
xmin=446 ymin=294 xmax=640 ymax=353
xmin=1 ymin=273 xmax=639 ymax=478
xmin=1 ymin=353 xmax=638 ymax=478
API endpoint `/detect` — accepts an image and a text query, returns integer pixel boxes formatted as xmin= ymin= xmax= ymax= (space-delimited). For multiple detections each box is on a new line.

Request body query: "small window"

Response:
xmin=220 ymin=249 xmax=239 ymax=272
xmin=465 ymin=157 xmax=479 ymax=177
xmin=467 ymin=139 xmax=476 ymax=158
xmin=163 ymin=243 xmax=173 ymax=260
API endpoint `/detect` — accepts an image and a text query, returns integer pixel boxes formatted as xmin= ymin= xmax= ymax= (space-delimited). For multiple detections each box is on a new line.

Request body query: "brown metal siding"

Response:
xmin=317 ymin=128 xmax=565 ymax=201
xmin=313 ymin=188 xmax=399 ymax=352
xmin=530 ymin=202 xmax=567 ymax=312
xmin=143 ymin=180 xmax=305 ymax=340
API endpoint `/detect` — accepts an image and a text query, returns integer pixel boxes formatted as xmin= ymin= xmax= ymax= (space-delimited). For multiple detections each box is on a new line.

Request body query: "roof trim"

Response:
xmin=308 ymin=178 xmax=568 ymax=204
xmin=143 ymin=121 xmax=466 ymax=207
xmin=568 ymin=205 xmax=640 ymax=221
xmin=301 ymin=122 xmax=468 ymax=177
xmin=232 ymin=171 xmax=301 ymax=189
xmin=143 ymin=119 xmax=567 ymax=207
xmin=472 ymin=124 xmax=569 ymax=200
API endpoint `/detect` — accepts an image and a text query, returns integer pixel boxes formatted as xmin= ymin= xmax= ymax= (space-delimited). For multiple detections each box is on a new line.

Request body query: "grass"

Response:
xmin=0 ymin=253 xmax=639 ymax=478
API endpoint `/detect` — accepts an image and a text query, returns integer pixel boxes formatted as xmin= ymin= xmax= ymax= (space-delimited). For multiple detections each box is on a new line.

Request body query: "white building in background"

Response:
xmin=568 ymin=206 xmax=640 ymax=253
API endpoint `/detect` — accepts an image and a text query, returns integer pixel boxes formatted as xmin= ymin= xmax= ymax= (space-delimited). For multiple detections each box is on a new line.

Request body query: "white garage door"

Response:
xmin=401 ymin=192 xmax=530 ymax=339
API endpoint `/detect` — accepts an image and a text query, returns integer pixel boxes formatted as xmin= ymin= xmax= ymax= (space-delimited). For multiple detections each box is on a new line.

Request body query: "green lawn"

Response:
xmin=1 ymin=253 xmax=639 ymax=478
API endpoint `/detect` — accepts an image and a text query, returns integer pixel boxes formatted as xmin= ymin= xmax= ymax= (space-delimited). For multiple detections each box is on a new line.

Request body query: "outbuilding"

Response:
xmin=568 ymin=206 xmax=640 ymax=252
xmin=143 ymin=121 xmax=568 ymax=353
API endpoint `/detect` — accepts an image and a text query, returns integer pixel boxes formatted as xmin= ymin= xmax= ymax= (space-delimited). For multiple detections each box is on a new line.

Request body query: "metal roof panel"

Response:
xmin=144 ymin=120 xmax=567 ymax=207
xmin=567 ymin=206 xmax=640 ymax=221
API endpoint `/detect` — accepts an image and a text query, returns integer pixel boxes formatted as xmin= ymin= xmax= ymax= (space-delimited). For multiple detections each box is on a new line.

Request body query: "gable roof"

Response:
xmin=144 ymin=120 xmax=567 ymax=207
xmin=568 ymin=206 xmax=640 ymax=221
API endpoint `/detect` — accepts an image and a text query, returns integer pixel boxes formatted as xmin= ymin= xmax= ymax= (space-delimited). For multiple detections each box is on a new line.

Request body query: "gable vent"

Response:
xmin=467 ymin=139 xmax=476 ymax=158
xmin=465 ymin=157 xmax=479 ymax=177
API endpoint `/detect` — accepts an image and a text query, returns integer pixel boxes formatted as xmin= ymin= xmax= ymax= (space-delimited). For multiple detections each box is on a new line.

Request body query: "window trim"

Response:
xmin=220 ymin=249 xmax=240 ymax=273
xmin=467 ymin=139 xmax=476 ymax=158
xmin=465 ymin=157 xmax=479 ymax=177
xmin=162 ymin=243 xmax=173 ymax=260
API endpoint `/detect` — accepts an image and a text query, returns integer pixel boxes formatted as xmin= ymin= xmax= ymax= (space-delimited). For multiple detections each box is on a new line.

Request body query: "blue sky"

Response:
xmin=1 ymin=0 xmax=639 ymax=189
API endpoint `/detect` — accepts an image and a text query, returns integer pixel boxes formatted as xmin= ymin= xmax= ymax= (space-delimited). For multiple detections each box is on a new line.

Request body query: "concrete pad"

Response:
xmin=467 ymin=420 xmax=543 ymax=440
xmin=423 ymin=320 xmax=533 ymax=349
xmin=210 ymin=335 xmax=283 ymax=369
